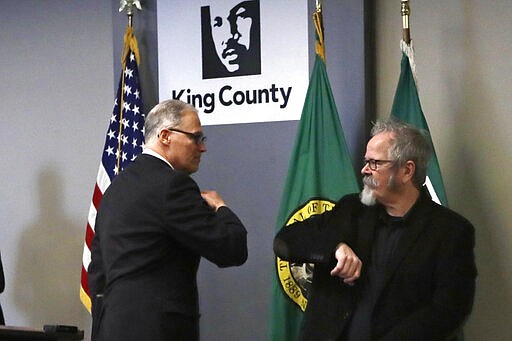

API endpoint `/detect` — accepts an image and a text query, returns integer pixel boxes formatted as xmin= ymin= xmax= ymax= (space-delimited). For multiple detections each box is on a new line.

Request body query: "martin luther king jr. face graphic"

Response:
xmin=201 ymin=0 xmax=261 ymax=79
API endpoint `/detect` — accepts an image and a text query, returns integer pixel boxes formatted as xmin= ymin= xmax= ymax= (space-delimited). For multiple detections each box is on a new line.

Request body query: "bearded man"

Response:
xmin=273 ymin=119 xmax=477 ymax=341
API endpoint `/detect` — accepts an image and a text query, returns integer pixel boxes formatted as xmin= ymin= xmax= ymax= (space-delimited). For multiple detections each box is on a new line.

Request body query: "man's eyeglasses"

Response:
xmin=166 ymin=128 xmax=207 ymax=145
xmin=363 ymin=159 xmax=395 ymax=171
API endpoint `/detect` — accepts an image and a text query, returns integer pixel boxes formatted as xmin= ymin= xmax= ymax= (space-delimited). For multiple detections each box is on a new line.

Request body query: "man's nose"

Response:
xmin=361 ymin=162 xmax=371 ymax=175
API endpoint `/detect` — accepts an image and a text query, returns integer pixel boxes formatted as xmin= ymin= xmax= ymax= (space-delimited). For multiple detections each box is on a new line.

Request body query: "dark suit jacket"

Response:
xmin=88 ymin=154 xmax=248 ymax=341
xmin=274 ymin=190 xmax=476 ymax=341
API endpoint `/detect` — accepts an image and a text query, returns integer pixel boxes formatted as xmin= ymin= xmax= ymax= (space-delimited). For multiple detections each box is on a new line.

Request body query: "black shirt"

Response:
xmin=346 ymin=211 xmax=407 ymax=341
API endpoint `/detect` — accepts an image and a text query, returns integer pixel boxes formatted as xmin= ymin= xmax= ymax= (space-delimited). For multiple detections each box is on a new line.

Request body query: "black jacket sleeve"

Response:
xmin=273 ymin=194 xmax=361 ymax=264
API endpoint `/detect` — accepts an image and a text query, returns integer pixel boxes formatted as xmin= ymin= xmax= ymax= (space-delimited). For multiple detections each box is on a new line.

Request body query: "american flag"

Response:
xmin=80 ymin=27 xmax=145 ymax=312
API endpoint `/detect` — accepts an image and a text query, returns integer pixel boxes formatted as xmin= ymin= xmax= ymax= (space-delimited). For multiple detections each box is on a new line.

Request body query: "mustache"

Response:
xmin=362 ymin=175 xmax=378 ymax=188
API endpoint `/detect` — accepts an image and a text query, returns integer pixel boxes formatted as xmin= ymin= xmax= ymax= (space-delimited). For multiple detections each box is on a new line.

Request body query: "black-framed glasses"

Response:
xmin=363 ymin=159 xmax=395 ymax=171
xmin=166 ymin=128 xmax=207 ymax=145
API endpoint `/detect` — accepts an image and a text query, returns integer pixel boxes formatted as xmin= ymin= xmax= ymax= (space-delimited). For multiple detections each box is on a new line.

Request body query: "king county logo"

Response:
xmin=276 ymin=198 xmax=336 ymax=311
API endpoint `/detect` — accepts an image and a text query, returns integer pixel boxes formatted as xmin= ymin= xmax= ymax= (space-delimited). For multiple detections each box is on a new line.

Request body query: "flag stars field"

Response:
xmin=124 ymin=67 xmax=133 ymax=79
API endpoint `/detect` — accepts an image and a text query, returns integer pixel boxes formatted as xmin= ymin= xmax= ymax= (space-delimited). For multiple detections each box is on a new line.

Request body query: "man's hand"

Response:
xmin=201 ymin=190 xmax=226 ymax=211
xmin=330 ymin=243 xmax=362 ymax=285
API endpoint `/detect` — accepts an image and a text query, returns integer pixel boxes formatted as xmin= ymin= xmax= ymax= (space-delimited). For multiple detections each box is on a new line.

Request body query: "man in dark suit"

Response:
xmin=0 ymin=252 xmax=4 ymax=325
xmin=274 ymin=119 xmax=477 ymax=341
xmin=88 ymin=99 xmax=248 ymax=341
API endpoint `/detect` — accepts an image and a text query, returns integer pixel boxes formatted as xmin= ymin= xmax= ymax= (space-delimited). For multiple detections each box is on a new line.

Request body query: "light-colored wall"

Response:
xmin=0 ymin=1 xmax=113 ymax=338
xmin=375 ymin=1 xmax=512 ymax=339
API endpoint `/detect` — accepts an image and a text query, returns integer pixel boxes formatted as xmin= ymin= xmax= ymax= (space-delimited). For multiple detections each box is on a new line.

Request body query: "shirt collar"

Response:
xmin=142 ymin=147 xmax=174 ymax=169
xmin=377 ymin=189 xmax=427 ymax=226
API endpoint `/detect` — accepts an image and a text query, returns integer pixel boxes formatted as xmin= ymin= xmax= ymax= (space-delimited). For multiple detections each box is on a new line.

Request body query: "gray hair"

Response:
xmin=144 ymin=99 xmax=198 ymax=143
xmin=371 ymin=119 xmax=432 ymax=189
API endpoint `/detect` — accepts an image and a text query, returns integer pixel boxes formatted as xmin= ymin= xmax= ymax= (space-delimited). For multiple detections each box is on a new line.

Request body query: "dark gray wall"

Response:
xmin=111 ymin=1 xmax=370 ymax=340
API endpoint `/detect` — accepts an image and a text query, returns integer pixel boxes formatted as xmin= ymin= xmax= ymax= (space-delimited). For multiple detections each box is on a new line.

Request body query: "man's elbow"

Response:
xmin=217 ymin=241 xmax=248 ymax=268
xmin=273 ymin=237 xmax=291 ymax=260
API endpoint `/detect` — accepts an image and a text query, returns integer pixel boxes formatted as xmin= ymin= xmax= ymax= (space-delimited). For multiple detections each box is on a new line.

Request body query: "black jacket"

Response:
xmin=274 ymin=190 xmax=476 ymax=341
xmin=88 ymin=154 xmax=247 ymax=340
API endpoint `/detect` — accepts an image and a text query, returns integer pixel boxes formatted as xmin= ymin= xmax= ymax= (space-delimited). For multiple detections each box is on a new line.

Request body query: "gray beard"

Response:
xmin=359 ymin=173 xmax=399 ymax=206
xmin=360 ymin=175 xmax=378 ymax=206
xmin=360 ymin=185 xmax=377 ymax=206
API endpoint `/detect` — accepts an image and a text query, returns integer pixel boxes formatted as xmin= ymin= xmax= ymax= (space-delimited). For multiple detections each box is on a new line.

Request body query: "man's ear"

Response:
xmin=158 ymin=129 xmax=172 ymax=145
xmin=402 ymin=160 xmax=416 ymax=183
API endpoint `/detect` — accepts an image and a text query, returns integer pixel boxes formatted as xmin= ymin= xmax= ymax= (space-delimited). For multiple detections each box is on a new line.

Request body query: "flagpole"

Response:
xmin=116 ymin=0 xmax=142 ymax=173
xmin=80 ymin=0 xmax=145 ymax=313
xmin=399 ymin=0 xmax=416 ymax=86
xmin=401 ymin=0 xmax=411 ymax=45
xmin=313 ymin=0 xmax=325 ymax=62
xmin=120 ymin=0 xmax=142 ymax=27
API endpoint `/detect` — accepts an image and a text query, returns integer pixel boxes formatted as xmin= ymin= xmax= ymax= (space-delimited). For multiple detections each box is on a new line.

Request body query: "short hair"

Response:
xmin=371 ymin=119 xmax=432 ymax=189
xmin=144 ymin=99 xmax=198 ymax=143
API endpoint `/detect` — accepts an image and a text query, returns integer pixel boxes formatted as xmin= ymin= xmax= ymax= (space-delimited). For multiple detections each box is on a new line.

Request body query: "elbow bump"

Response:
xmin=273 ymin=238 xmax=291 ymax=260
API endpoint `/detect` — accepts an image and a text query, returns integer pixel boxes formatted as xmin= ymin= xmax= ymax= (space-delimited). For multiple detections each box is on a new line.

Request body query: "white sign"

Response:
xmin=157 ymin=0 xmax=309 ymax=125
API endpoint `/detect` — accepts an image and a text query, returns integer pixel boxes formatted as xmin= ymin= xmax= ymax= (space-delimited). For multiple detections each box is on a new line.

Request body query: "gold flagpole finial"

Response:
xmin=119 ymin=0 xmax=142 ymax=26
xmin=401 ymin=0 xmax=411 ymax=44
xmin=313 ymin=0 xmax=325 ymax=62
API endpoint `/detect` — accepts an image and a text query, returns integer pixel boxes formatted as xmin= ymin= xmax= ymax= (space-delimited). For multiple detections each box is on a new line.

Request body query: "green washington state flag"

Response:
xmin=390 ymin=42 xmax=448 ymax=206
xmin=270 ymin=5 xmax=359 ymax=340
xmin=392 ymin=41 xmax=466 ymax=341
